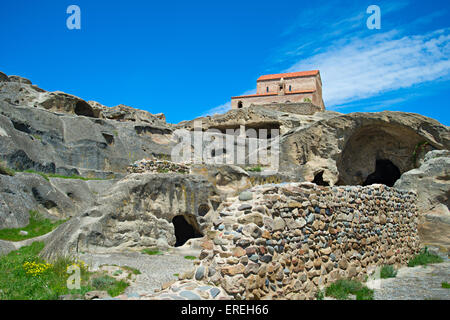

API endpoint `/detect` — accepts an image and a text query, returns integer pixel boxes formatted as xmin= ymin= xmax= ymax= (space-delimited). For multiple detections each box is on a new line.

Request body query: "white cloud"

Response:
xmin=202 ymin=101 xmax=231 ymax=117
xmin=286 ymin=28 xmax=450 ymax=107
xmin=202 ymin=88 xmax=257 ymax=117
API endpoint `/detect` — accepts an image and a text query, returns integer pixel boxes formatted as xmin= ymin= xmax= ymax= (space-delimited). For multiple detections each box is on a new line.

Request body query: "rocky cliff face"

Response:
xmin=0 ymin=73 xmax=175 ymax=178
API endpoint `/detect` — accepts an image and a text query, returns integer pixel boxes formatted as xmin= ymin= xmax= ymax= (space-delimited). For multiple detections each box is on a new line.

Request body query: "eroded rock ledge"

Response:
xmin=39 ymin=173 xmax=219 ymax=260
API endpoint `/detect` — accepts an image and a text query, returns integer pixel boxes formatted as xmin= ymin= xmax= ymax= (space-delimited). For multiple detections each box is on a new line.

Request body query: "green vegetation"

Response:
xmin=0 ymin=242 xmax=130 ymax=300
xmin=324 ymin=279 xmax=374 ymax=300
xmin=91 ymin=275 xmax=129 ymax=297
xmin=121 ymin=266 xmax=141 ymax=275
xmin=142 ymin=249 xmax=163 ymax=256
xmin=315 ymin=290 xmax=324 ymax=300
xmin=173 ymin=273 xmax=179 ymax=278
xmin=113 ymin=270 xmax=123 ymax=276
xmin=20 ymin=169 xmax=104 ymax=181
xmin=442 ymin=282 xmax=450 ymax=289
xmin=0 ymin=242 xmax=91 ymax=300
xmin=246 ymin=166 xmax=262 ymax=172
xmin=0 ymin=210 xmax=67 ymax=241
xmin=408 ymin=247 xmax=443 ymax=267
xmin=184 ymin=255 xmax=197 ymax=260
xmin=380 ymin=265 xmax=398 ymax=279
xmin=0 ymin=162 xmax=15 ymax=176
xmin=303 ymin=97 xmax=312 ymax=103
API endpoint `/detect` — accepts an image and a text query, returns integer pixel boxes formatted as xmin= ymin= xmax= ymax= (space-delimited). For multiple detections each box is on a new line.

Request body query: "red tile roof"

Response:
xmin=231 ymin=89 xmax=315 ymax=99
xmin=257 ymin=70 xmax=319 ymax=81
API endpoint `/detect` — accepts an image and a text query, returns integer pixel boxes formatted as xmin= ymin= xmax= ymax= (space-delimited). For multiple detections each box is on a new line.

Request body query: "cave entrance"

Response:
xmin=312 ymin=171 xmax=329 ymax=186
xmin=74 ymin=101 xmax=95 ymax=117
xmin=172 ymin=215 xmax=203 ymax=247
xmin=363 ymin=159 xmax=401 ymax=187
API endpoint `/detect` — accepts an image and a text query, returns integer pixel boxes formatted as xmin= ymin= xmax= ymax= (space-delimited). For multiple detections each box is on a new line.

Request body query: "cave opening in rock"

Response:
xmin=172 ymin=215 xmax=203 ymax=247
xmin=197 ymin=204 xmax=210 ymax=216
xmin=363 ymin=159 xmax=401 ymax=187
xmin=74 ymin=101 xmax=95 ymax=118
xmin=312 ymin=171 xmax=329 ymax=186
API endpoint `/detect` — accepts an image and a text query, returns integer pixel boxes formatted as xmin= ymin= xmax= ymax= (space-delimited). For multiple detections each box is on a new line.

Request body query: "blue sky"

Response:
xmin=0 ymin=0 xmax=449 ymax=125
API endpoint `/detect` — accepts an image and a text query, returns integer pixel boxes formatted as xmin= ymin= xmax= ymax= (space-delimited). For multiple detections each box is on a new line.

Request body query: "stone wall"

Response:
xmin=178 ymin=182 xmax=421 ymax=300
xmin=231 ymin=92 xmax=316 ymax=110
xmin=128 ymin=157 xmax=190 ymax=174
xmin=255 ymin=102 xmax=322 ymax=116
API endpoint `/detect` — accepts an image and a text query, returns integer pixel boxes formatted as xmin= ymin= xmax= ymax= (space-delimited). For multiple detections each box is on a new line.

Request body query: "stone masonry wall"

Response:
xmin=177 ymin=182 xmax=421 ymax=300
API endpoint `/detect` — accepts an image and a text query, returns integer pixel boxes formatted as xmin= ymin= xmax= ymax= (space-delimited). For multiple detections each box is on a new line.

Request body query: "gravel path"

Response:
xmin=79 ymin=251 xmax=196 ymax=296
xmin=367 ymin=262 xmax=450 ymax=300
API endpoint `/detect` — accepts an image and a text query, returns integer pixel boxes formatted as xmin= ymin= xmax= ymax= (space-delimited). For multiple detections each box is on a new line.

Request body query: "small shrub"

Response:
xmin=303 ymin=97 xmax=312 ymax=103
xmin=442 ymin=282 xmax=450 ymax=289
xmin=408 ymin=247 xmax=443 ymax=267
xmin=91 ymin=275 xmax=128 ymax=297
xmin=315 ymin=290 xmax=324 ymax=300
xmin=325 ymin=279 xmax=374 ymax=300
xmin=113 ymin=270 xmax=123 ymax=276
xmin=184 ymin=255 xmax=197 ymax=260
xmin=380 ymin=265 xmax=397 ymax=279
xmin=246 ymin=166 xmax=262 ymax=172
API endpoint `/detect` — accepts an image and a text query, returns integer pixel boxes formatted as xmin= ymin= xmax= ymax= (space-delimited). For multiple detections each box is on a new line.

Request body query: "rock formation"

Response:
xmin=395 ymin=150 xmax=450 ymax=250
xmin=0 ymin=70 xmax=448 ymax=300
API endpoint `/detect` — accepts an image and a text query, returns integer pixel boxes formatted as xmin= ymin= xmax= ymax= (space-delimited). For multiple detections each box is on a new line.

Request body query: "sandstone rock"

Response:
xmin=273 ymin=217 xmax=286 ymax=231
xmin=239 ymin=191 xmax=253 ymax=201
xmin=40 ymin=174 xmax=216 ymax=259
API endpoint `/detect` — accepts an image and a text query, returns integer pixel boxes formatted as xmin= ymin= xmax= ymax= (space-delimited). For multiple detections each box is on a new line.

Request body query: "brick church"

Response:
xmin=231 ymin=70 xmax=325 ymax=110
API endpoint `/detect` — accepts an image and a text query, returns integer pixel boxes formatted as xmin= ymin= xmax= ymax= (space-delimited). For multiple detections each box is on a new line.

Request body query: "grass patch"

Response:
xmin=0 ymin=242 xmax=92 ymax=300
xmin=184 ymin=255 xmax=197 ymax=260
xmin=325 ymin=279 xmax=374 ymax=300
xmin=246 ymin=166 xmax=262 ymax=172
xmin=0 ymin=242 xmax=131 ymax=300
xmin=142 ymin=249 xmax=163 ymax=256
xmin=442 ymin=282 xmax=450 ymax=289
xmin=0 ymin=210 xmax=67 ymax=241
xmin=315 ymin=290 xmax=324 ymax=300
xmin=380 ymin=265 xmax=397 ymax=279
xmin=408 ymin=247 xmax=443 ymax=267
xmin=122 ymin=266 xmax=141 ymax=275
xmin=173 ymin=273 xmax=179 ymax=278
xmin=0 ymin=162 xmax=15 ymax=176
xmin=20 ymin=169 xmax=104 ymax=181
xmin=91 ymin=275 xmax=129 ymax=297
